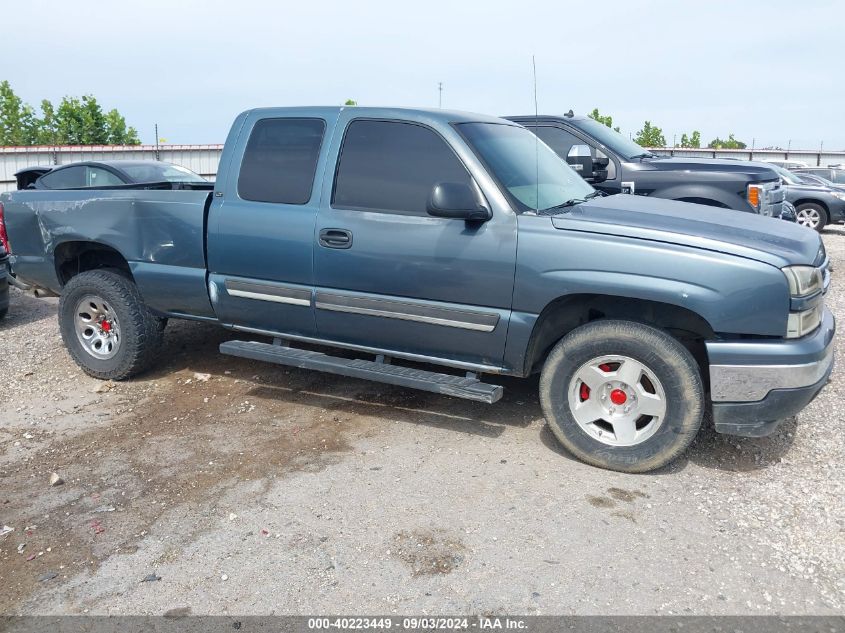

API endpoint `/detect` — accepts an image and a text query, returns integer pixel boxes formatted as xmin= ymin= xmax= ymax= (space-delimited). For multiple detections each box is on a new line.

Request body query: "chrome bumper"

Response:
xmin=708 ymin=308 xmax=836 ymax=403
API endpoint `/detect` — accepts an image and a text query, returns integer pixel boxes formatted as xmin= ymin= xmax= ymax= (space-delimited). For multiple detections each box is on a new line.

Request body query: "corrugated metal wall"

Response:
xmin=1 ymin=144 xmax=844 ymax=192
xmin=0 ymin=145 xmax=223 ymax=192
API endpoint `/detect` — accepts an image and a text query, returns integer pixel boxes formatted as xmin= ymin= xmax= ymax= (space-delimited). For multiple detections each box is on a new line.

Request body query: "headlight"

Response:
xmin=783 ymin=265 xmax=823 ymax=297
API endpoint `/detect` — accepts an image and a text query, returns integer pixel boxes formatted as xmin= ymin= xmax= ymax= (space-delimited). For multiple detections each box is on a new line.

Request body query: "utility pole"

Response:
xmin=154 ymin=123 xmax=160 ymax=161
xmin=438 ymin=82 xmax=443 ymax=108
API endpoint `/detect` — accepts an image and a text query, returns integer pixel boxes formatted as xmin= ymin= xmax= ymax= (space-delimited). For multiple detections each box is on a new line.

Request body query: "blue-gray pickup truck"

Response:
xmin=0 ymin=107 xmax=836 ymax=472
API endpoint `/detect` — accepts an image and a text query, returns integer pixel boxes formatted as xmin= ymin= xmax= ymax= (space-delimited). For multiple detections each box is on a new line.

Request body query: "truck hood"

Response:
xmin=552 ymin=194 xmax=823 ymax=268
xmin=640 ymin=157 xmax=779 ymax=181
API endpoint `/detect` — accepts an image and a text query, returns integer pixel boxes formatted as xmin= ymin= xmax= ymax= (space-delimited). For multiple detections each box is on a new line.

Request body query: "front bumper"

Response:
xmin=706 ymin=308 xmax=836 ymax=436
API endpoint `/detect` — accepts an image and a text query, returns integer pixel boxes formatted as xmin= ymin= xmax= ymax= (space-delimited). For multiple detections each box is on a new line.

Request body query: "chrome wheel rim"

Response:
xmin=74 ymin=295 xmax=121 ymax=360
xmin=568 ymin=355 xmax=667 ymax=447
xmin=796 ymin=207 xmax=821 ymax=229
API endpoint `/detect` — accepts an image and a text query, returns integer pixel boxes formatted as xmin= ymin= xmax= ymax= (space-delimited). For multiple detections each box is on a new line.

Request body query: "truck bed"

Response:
xmin=2 ymin=188 xmax=215 ymax=319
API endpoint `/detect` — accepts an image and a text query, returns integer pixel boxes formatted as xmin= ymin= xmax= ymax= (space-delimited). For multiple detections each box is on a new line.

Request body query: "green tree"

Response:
xmin=344 ymin=99 xmax=357 ymax=106
xmin=55 ymin=95 xmax=109 ymax=144
xmin=0 ymin=80 xmax=38 ymax=144
xmin=103 ymin=109 xmax=139 ymax=144
xmin=680 ymin=130 xmax=701 ymax=148
xmin=35 ymin=99 xmax=58 ymax=144
xmin=634 ymin=121 xmax=666 ymax=147
xmin=588 ymin=107 xmax=620 ymax=132
xmin=0 ymin=81 xmax=140 ymax=146
xmin=708 ymin=133 xmax=746 ymax=149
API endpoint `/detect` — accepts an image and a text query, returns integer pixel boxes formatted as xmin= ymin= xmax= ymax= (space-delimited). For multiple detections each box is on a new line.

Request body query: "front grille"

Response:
xmin=760 ymin=180 xmax=785 ymax=216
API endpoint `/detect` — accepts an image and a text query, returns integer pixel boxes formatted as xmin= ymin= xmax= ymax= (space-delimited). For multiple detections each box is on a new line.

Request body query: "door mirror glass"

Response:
xmin=427 ymin=182 xmax=491 ymax=221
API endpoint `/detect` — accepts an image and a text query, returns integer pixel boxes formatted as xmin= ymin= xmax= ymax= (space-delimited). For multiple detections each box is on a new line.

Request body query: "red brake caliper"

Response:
xmin=581 ymin=363 xmax=612 ymax=401
xmin=579 ymin=382 xmax=590 ymax=401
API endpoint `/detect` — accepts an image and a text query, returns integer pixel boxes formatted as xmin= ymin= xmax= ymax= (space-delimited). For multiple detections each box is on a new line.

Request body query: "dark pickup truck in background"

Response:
xmin=508 ymin=113 xmax=790 ymax=220
xmin=0 ymin=106 xmax=835 ymax=473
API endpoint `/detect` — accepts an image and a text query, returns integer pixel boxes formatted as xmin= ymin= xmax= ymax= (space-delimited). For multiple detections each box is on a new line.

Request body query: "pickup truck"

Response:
xmin=507 ymin=113 xmax=790 ymax=220
xmin=0 ymin=106 xmax=835 ymax=473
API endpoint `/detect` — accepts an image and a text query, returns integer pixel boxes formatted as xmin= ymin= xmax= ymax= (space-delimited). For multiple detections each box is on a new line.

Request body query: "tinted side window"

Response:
xmin=39 ymin=166 xmax=86 ymax=189
xmin=829 ymin=170 xmax=845 ymax=184
xmin=333 ymin=120 xmax=472 ymax=215
xmin=86 ymin=167 xmax=125 ymax=187
xmin=526 ymin=125 xmax=580 ymax=159
xmin=527 ymin=125 xmax=617 ymax=180
xmin=238 ymin=118 xmax=326 ymax=204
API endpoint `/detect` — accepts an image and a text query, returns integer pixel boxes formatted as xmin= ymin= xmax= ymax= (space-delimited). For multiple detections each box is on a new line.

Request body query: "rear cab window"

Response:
xmin=238 ymin=118 xmax=326 ymax=204
xmin=332 ymin=119 xmax=474 ymax=215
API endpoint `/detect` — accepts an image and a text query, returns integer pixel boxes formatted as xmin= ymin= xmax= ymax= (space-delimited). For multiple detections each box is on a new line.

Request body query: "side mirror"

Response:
xmin=427 ymin=182 xmax=491 ymax=221
xmin=591 ymin=166 xmax=609 ymax=184
xmin=566 ymin=155 xmax=592 ymax=179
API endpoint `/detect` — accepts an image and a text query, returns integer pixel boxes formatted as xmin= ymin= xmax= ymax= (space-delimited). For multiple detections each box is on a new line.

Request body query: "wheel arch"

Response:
xmin=522 ymin=293 xmax=716 ymax=377
xmin=792 ymin=198 xmax=829 ymax=216
xmin=54 ymin=240 xmax=134 ymax=287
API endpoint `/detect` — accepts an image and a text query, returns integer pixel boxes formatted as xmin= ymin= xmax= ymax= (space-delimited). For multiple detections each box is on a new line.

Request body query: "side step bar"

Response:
xmin=219 ymin=340 xmax=503 ymax=404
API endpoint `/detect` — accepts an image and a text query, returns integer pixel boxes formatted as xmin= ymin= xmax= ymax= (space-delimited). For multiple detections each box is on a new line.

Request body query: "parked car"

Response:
xmin=506 ymin=113 xmax=790 ymax=220
xmin=793 ymin=166 xmax=845 ymax=185
xmin=0 ymin=106 xmax=835 ymax=473
xmin=773 ymin=165 xmax=845 ymax=231
xmin=15 ymin=161 xmax=212 ymax=191
xmin=793 ymin=172 xmax=845 ymax=193
xmin=764 ymin=159 xmax=808 ymax=169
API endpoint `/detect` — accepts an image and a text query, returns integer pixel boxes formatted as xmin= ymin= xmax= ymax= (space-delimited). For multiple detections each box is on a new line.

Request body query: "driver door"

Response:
xmin=312 ymin=115 xmax=517 ymax=369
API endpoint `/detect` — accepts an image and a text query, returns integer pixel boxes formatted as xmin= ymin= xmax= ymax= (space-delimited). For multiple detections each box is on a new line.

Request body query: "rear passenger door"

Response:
xmin=313 ymin=115 xmax=517 ymax=369
xmin=207 ymin=111 xmax=335 ymax=337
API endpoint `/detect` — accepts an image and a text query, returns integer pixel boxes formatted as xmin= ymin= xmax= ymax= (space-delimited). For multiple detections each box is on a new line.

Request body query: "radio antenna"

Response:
xmin=532 ymin=55 xmax=540 ymax=214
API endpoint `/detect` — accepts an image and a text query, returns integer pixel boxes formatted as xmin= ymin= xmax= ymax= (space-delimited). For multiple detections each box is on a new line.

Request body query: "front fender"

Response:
xmin=504 ymin=216 xmax=790 ymax=372
xmin=647 ymin=183 xmax=750 ymax=212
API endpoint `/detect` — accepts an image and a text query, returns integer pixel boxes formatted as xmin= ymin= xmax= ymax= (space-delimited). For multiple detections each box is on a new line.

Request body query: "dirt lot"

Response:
xmin=0 ymin=228 xmax=842 ymax=616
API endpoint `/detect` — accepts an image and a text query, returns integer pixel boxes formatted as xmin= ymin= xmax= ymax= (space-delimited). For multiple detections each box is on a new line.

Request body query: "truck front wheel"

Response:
xmin=59 ymin=270 xmax=164 ymax=380
xmin=539 ymin=320 xmax=704 ymax=473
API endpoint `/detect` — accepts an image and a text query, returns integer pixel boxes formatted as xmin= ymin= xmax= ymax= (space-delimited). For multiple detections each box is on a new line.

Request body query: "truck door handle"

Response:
xmin=319 ymin=228 xmax=353 ymax=249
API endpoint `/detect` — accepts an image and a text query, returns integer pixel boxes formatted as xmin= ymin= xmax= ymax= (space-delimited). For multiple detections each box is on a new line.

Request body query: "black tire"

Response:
xmin=539 ymin=320 xmax=704 ymax=473
xmin=795 ymin=203 xmax=828 ymax=232
xmin=59 ymin=270 xmax=163 ymax=380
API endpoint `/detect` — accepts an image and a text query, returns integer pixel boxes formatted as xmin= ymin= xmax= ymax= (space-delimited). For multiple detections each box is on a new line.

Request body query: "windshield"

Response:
xmin=798 ymin=173 xmax=835 ymax=187
xmin=457 ymin=122 xmax=594 ymax=213
xmin=119 ymin=163 xmax=207 ymax=184
xmin=773 ymin=165 xmax=802 ymax=185
xmin=570 ymin=117 xmax=654 ymax=160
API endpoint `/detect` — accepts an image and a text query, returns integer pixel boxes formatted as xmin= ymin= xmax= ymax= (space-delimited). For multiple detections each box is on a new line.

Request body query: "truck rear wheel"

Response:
xmin=59 ymin=270 xmax=163 ymax=380
xmin=539 ymin=320 xmax=703 ymax=473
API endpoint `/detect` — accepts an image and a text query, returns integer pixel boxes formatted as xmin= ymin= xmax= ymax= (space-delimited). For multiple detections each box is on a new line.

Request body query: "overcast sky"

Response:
xmin=6 ymin=0 xmax=843 ymax=148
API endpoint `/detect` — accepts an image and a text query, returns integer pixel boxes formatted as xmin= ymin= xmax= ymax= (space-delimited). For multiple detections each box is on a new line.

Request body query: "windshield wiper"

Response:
xmin=539 ymin=190 xmax=606 ymax=215
xmin=539 ymin=198 xmax=587 ymax=215
xmin=629 ymin=152 xmax=658 ymax=160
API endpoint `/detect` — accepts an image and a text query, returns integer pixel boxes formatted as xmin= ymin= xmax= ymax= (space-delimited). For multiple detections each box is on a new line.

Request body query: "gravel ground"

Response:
xmin=0 ymin=226 xmax=842 ymax=616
